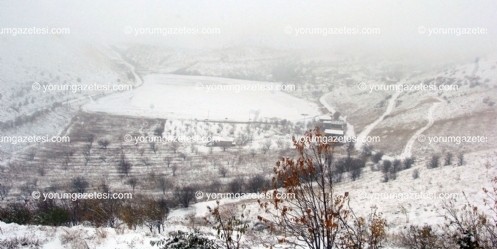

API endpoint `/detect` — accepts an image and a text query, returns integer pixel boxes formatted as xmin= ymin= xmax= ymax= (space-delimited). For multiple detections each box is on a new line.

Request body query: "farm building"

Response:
xmin=317 ymin=115 xmax=347 ymax=138
xmin=206 ymin=136 xmax=236 ymax=147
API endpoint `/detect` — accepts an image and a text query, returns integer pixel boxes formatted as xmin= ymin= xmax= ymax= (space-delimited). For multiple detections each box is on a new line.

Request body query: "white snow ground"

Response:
xmin=83 ymin=74 xmax=321 ymax=122
xmin=1 ymin=148 xmax=495 ymax=248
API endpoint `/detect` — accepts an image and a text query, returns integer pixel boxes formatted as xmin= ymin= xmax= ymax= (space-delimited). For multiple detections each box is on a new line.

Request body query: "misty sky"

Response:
xmin=1 ymin=0 xmax=496 ymax=60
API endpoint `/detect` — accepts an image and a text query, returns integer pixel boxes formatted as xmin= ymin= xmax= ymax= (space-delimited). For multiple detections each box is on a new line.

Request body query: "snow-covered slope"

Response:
xmin=321 ymin=56 xmax=497 ymax=156
xmin=1 ymin=148 xmax=495 ymax=249
xmin=0 ymin=36 xmax=137 ymax=154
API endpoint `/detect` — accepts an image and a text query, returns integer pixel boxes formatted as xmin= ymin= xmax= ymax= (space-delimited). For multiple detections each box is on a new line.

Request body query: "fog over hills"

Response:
xmin=0 ymin=1 xmax=496 ymax=248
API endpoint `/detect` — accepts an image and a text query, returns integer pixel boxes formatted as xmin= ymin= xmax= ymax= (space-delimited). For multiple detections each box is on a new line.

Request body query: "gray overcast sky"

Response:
xmin=1 ymin=0 xmax=496 ymax=60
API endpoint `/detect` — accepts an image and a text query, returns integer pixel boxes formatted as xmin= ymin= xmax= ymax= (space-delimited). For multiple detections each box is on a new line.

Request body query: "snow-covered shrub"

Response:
xmin=0 ymin=236 xmax=41 ymax=249
xmin=150 ymin=230 xmax=219 ymax=249
xmin=412 ymin=169 xmax=420 ymax=179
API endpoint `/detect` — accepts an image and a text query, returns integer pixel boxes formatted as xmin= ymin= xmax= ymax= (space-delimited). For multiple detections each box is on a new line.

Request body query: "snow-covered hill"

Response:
xmin=320 ymin=56 xmax=497 ymax=157
xmin=0 ymin=36 xmax=138 ymax=154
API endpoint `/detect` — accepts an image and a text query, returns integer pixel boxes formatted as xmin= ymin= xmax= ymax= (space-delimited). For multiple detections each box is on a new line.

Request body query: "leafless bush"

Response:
xmin=398 ymin=225 xmax=446 ymax=249
xmin=218 ymin=166 xmax=228 ymax=178
xmin=0 ymin=184 xmax=11 ymax=200
xmin=71 ymin=176 xmax=89 ymax=193
xmin=0 ymin=236 xmax=42 ymax=249
xmin=97 ymin=138 xmax=110 ymax=149
xmin=157 ymin=177 xmax=173 ymax=195
xmin=60 ymin=229 xmax=89 ymax=249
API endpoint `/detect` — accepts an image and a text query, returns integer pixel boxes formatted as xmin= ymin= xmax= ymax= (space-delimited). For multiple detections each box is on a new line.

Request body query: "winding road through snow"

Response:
xmin=355 ymin=90 xmax=402 ymax=150
xmin=401 ymin=98 xmax=443 ymax=158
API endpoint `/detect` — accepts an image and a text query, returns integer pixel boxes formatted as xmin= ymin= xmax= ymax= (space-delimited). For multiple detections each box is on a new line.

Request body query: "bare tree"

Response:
xmin=82 ymin=143 xmax=92 ymax=166
xmin=171 ymin=164 xmax=178 ymax=177
xmin=403 ymin=157 xmax=415 ymax=169
xmin=228 ymin=177 xmax=245 ymax=194
xmin=20 ymin=179 xmax=38 ymax=197
xmin=275 ymin=138 xmax=286 ymax=150
xmin=208 ymin=180 xmax=222 ymax=193
xmin=37 ymin=165 xmax=46 ymax=176
xmin=26 ymin=149 xmax=36 ymax=161
xmin=169 ymin=142 xmax=181 ymax=154
xmin=164 ymin=156 xmax=172 ymax=167
xmin=360 ymin=144 xmax=373 ymax=159
xmin=98 ymin=138 xmax=110 ymax=149
xmin=235 ymin=133 xmax=251 ymax=146
xmin=206 ymin=201 xmax=249 ymax=249
xmin=71 ymin=176 xmax=89 ymax=193
xmin=157 ymin=177 xmax=173 ymax=195
xmin=428 ymin=154 xmax=440 ymax=169
xmin=86 ymin=134 xmax=95 ymax=147
xmin=247 ymin=174 xmax=268 ymax=193
xmin=458 ymin=152 xmax=465 ymax=166
xmin=261 ymin=140 xmax=272 ymax=154
xmin=149 ymin=141 xmax=158 ymax=154
xmin=178 ymin=152 xmax=187 ymax=160
xmin=117 ymin=152 xmax=132 ymax=177
xmin=174 ymin=186 xmax=197 ymax=208
xmin=154 ymin=125 xmax=164 ymax=136
xmin=126 ymin=177 xmax=139 ymax=193
xmin=143 ymin=198 xmax=169 ymax=234
xmin=219 ymin=166 xmax=228 ymax=178
xmin=141 ymin=156 xmax=151 ymax=169
xmin=62 ymin=147 xmax=74 ymax=171
xmin=346 ymin=141 xmax=355 ymax=160
xmin=0 ymin=184 xmax=11 ymax=200
xmin=372 ymin=151 xmax=384 ymax=164
xmin=412 ymin=169 xmax=420 ymax=179
xmin=381 ymin=159 xmax=392 ymax=182
xmin=258 ymin=129 xmax=387 ymax=249
xmin=444 ymin=152 xmax=453 ymax=166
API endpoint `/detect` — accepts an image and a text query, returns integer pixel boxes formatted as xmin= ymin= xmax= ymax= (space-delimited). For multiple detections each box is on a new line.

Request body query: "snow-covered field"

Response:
xmin=1 ymin=46 xmax=495 ymax=247
xmin=2 ymin=1 xmax=497 ymax=248
xmin=1 ymin=148 xmax=495 ymax=249
xmin=83 ymin=74 xmax=320 ymax=122
xmin=1 ymin=31 xmax=495 ymax=249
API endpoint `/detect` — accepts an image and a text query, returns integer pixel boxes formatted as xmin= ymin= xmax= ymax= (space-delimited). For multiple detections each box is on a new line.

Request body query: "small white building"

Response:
xmin=318 ymin=115 xmax=346 ymax=138
xmin=207 ymin=136 xmax=236 ymax=147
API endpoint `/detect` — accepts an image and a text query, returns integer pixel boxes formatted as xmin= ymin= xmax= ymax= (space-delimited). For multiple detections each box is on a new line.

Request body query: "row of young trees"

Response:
xmin=0 ymin=196 xmax=169 ymax=233
xmin=428 ymin=151 xmax=465 ymax=169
